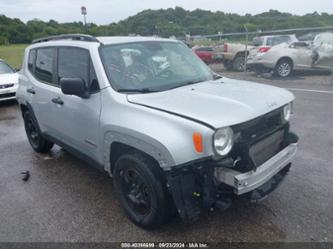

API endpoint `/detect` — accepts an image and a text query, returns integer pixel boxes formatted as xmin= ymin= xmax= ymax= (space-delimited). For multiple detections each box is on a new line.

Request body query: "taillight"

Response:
xmin=224 ymin=43 xmax=228 ymax=52
xmin=258 ymin=47 xmax=271 ymax=53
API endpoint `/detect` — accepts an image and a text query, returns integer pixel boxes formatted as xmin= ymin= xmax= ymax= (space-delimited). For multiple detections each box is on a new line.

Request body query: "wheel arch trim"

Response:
xmin=103 ymin=128 xmax=175 ymax=175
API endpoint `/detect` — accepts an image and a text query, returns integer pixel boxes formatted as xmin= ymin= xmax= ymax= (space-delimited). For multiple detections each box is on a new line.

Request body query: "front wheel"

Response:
xmin=23 ymin=111 xmax=54 ymax=153
xmin=113 ymin=151 xmax=170 ymax=229
xmin=274 ymin=59 xmax=293 ymax=77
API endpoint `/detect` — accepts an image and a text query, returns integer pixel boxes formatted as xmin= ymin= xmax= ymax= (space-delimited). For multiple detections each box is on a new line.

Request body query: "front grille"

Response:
xmin=250 ymin=129 xmax=284 ymax=166
xmin=0 ymin=92 xmax=16 ymax=99
xmin=0 ymin=84 xmax=14 ymax=89
xmin=234 ymin=108 xmax=283 ymax=143
xmin=230 ymin=108 xmax=287 ymax=172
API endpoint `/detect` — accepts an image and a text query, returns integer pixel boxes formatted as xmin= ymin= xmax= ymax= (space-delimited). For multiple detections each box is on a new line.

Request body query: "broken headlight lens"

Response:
xmin=213 ymin=127 xmax=234 ymax=156
xmin=283 ymin=103 xmax=292 ymax=121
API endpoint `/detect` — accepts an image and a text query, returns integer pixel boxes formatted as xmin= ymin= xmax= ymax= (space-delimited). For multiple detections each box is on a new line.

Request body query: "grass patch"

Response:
xmin=0 ymin=44 xmax=27 ymax=69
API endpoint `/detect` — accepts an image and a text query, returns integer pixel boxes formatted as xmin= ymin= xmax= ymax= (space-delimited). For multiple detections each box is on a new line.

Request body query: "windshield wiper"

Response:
xmin=167 ymin=79 xmax=205 ymax=90
xmin=117 ymin=88 xmax=157 ymax=93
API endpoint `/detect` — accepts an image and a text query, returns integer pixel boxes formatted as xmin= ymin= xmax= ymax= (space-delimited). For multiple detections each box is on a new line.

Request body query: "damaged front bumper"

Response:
xmin=166 ymin=132 xmax=299 ymax=224
xmin=214 ymin=143 xmax=297 ymax=195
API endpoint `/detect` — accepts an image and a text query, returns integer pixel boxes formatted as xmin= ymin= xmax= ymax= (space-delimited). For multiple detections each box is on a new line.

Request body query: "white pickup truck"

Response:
xmin=222 ymin=35 xmax=297 ymax=71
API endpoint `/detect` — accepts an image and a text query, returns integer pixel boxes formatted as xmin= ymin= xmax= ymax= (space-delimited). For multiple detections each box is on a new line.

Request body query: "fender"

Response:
xmin=102 ymin=127 xmax=175 ymax=175
xmin=19 ymin=101 xmax=37 ymax=120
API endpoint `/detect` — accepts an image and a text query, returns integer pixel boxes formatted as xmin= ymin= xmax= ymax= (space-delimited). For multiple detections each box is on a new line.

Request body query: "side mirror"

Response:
xmin=60 ymin=78 xmax=89 ymax=98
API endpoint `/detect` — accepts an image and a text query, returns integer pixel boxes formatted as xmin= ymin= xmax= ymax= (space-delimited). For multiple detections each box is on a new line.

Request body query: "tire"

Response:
xmin=23 ymin=110 xmax=54 ymax=153
xmin=113 ymin=151 xmax=170 ymax=229
xmin=232 ymin=55 xmax=245 ymax=72
xmin=274 ymin=59 xmax=293 ymax=78
xmin=223 ymin=61 xmax=233 ymax=71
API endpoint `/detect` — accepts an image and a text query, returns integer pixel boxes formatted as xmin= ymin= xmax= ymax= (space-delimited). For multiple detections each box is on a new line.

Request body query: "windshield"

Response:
xmin=0 ymin=61 xmax=15 ymax=74
xmin=99 ymin=41 xmax=214 ymax=92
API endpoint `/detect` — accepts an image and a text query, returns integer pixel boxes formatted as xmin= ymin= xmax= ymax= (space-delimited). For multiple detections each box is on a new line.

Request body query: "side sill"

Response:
xmin=42 ymin=133 xmax=106 ymax=173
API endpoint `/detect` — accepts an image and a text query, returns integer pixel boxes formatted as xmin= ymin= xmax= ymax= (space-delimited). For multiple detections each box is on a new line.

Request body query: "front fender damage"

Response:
xmin=165 ymin=132 xmax=298 ymax=224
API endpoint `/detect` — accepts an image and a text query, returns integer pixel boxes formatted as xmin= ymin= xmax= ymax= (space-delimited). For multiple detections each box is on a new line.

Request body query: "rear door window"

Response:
xmin=35 ymin=48 xmax=56 ymax=84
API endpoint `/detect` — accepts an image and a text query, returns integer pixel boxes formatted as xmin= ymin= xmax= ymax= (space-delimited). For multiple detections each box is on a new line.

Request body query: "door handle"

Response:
xmin=27 ymin=88 xmax=36 ymax=94
xmin=51 ymin=97 xmax=64 ymax=105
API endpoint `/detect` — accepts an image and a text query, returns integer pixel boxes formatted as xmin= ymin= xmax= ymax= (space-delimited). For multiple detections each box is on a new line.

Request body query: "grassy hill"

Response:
xmin=0 ymin=44 xmax=27 ymax=68
xmin=1 ymin=8 xmax=333 ymax=45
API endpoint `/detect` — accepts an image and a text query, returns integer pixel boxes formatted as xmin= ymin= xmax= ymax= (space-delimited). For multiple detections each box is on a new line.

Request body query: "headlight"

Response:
xmin=213 ymin=127 xmax=234 ymax=156
xmin=283 ymin=103 xmax=292 ymax=121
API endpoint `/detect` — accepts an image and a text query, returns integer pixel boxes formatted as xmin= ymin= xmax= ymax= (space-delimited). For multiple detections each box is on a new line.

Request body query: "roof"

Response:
xmin=31 ymin=34 xmax=179 ymax=46
xmin=96 ymin=36 xmax=178 ymax=45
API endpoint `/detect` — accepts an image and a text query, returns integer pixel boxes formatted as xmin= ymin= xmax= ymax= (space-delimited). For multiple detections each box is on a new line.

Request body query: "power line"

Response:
xmin=203 ymin=26 xmax=333 ymax=38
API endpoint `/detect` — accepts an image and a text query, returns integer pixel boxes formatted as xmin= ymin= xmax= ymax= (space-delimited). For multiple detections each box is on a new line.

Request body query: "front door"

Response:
xmin=50 ymin=47 xmax=102 ymax=162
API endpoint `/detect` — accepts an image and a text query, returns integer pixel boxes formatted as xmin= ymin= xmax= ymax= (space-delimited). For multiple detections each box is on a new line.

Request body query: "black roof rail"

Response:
xmin=32 ymin=34 xmax=100 ymax=44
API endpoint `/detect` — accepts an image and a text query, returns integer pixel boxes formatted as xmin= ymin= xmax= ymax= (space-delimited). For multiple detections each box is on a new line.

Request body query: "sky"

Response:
xmin=1 ymin=0 xmax=332 ymax=25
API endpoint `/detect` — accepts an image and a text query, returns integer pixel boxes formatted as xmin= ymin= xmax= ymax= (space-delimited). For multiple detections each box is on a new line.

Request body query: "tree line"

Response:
xmin=1 ymin=7 xmax=333 ymax=45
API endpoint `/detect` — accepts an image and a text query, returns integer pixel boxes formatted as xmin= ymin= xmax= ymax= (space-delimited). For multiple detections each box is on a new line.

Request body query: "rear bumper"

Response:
xmin=214 ymin=143 xmax=297 ymax=195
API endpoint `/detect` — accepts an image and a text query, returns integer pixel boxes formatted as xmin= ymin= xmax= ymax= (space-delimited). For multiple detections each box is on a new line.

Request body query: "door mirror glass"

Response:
xmin=60 ymin=78 xmax=89 ymax=98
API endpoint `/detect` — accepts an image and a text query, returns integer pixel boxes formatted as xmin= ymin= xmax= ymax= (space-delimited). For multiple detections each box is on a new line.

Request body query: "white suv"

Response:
xmin=17 ymin=34 xmax=298 ymax=229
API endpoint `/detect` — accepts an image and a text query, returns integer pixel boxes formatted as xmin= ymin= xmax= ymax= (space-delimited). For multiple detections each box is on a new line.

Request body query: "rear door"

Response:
xmin=27 ymin=47 xmax=60 ymax=137
xmin=51 ymin=47 xmax=102 ymax=161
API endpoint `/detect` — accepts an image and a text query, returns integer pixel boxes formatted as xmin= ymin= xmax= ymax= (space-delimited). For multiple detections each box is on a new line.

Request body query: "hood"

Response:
xmin=127 ymin=78 xmax=294 ymax=129
xmin=0 ymin=73 xmax=19 ymax=85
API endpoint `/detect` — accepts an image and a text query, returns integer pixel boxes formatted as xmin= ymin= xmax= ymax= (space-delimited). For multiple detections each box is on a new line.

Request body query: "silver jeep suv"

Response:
xmin=16 ymin=34 xmax=298 ymax=229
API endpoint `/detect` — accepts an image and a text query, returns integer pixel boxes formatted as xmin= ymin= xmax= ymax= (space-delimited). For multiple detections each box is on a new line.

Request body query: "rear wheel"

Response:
xmin=23 ymin=111 xmax=54 ymax=153
xmin=223 ymin=61 xmax=233 ymax=71
xmin=232 ymin=55 xmax=245 ymax=72
xmin=274 ymin=59 xmax=293 ymax=77
xmin=113 ymin=151 xmax=170 ymax=229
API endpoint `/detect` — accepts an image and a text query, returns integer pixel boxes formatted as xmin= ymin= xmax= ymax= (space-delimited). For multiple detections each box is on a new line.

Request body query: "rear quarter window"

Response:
xmin=28 ymin=49 xmax=36 ymax=74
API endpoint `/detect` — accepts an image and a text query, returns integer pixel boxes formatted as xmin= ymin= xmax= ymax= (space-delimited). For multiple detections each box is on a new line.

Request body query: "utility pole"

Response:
xmin=244 ymin=25 xmax=249 ymax=73
xmin=81 ymin=6 xmax=87 ymax=33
